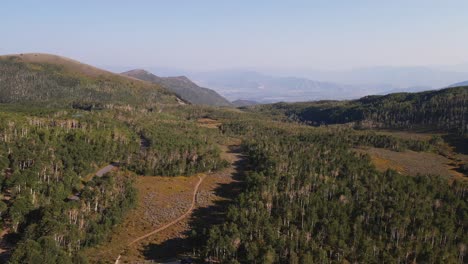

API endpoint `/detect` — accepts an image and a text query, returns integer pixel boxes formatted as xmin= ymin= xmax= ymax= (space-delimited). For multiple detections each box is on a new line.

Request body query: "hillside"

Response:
xmin=247 ymin=87 xmax=468 ymax=134
xmin=122 ymin=69 xmax=232 ymax=106
xmin=0 ymin=53 xmax=179 ymax=107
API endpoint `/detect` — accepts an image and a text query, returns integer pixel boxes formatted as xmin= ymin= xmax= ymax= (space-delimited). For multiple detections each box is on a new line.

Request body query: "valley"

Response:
xmin=4 ymin=2 xmax=468 ymax=263
xmin=0 ymin=54 xmax=466 ymax=264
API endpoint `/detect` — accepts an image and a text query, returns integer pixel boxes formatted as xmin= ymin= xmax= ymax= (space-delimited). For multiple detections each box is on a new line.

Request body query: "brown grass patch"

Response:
xmin=368 ymin=155 xmax=406 ymax=174
xmin=84 ymin=175 xmax=200 ymax=262
xmin=371 ymin=130 xmax=438 ymax=141
xmin=356 ymin=147 xmax=467 ymax=180
xmin=84 ymin=143 xmax=244 ymax=263
xmin=197 ymin=118 xmax=221 ymax=129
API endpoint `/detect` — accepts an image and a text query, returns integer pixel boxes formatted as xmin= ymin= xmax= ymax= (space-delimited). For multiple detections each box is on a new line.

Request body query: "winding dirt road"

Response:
xmin=115 ymin=175 xmax=205 ymax=263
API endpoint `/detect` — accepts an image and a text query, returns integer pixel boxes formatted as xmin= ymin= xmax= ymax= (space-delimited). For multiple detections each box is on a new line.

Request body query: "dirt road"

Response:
xmin=84 ymin=141 xmax=244 ymax=263
xmin=115 ymin=175 xmax=205 ymax=263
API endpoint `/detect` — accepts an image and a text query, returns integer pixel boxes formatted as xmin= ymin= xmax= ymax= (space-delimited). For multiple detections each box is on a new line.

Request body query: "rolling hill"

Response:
xmin=122 ymin=69 xmax=232 ymax=106
xmin=0 ymin=53 xmax=179 ymax=107
xmin=247 ymin=86 xmax=468 ymax=134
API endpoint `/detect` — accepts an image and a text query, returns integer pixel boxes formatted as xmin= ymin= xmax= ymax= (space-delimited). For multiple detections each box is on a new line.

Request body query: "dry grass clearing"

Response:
xmin=84 ymin=175 xmax=199 ymax=263
xmin=197 ymin=118 xmax=221 ymax=129
xmin=84 ymin=142 xmax=244 ymax=263
xmin=356 ymin=147 xmax=466 ymax=180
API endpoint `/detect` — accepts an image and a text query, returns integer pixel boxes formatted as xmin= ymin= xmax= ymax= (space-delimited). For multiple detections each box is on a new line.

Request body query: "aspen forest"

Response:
xmin=202 ymin=119 xmax=467 ymax=263
xmin=0 ymin=53 xmax=466 ymax=263
xmin=0 ymin=106 xmax=227 ymax=263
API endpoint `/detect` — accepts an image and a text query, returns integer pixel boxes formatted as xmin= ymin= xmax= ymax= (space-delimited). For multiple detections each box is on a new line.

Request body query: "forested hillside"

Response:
xmin=0 ymin=54 xmax=179 ymax=107
xmin=248 ymin=87 xmax=468 ymax=134
xmin=122 ymin=69 xmax=232 ymax=106
xmin=1 ymin=99 xmax=466 ymax=263
xmin=200 ymin=119 xmax=467 ymax=263
xmin=0 ymin=105 xmax=227 ymax=263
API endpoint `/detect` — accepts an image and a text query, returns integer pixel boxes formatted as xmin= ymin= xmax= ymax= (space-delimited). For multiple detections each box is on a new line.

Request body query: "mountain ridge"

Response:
xmin=0 ymin=53 xmax=180 ymax=106
xmin=247 ymin=86 xmax=468 ymax=134
xmin=449 ymin=80 xmax=468 ymax=87
xmin=122 ymin=69 xmax=232 ymax=107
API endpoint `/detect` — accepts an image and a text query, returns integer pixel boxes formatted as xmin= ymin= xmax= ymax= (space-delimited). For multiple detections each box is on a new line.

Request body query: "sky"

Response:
xmin=1 ymin=0 xmax=468 ymax=72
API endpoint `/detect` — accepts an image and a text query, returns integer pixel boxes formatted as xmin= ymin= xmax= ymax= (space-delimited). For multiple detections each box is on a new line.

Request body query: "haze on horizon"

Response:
xmin=2 ymin=0 xmax=468 ymax=74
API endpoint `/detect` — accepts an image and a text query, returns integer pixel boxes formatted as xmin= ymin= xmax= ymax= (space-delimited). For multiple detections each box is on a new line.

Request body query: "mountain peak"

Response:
xmin=122 ymin=69 xmax=153 ymax=76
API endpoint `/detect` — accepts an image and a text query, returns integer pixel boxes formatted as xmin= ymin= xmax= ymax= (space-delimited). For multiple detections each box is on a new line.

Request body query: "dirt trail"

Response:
xmin=84 ymin=140 xmax=244 ymax=263
xmin=129 ymin=175 xmax=204 ymax=246
xmin=115 ymin=175 xmax=205 ymax=263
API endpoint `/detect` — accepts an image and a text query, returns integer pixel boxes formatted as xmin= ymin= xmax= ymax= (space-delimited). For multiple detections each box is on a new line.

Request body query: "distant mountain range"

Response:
xmin=449 ymin=80 xmax=468 ymax=87
xmin=103 ymin=64 xmax=468 ymax=104
xmin=302 ymin=66 xmax=468 ymax=88
xmin=232 ymin=99 xmax=260 ymax=107
xmin=188 ymin=70 xmax=438 ymax=103
xmin=122 ymin=69 xmax=231 ymax=106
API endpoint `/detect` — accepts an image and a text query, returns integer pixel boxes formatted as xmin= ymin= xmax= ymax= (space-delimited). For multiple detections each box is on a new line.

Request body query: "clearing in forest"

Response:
xmin=84 ymin=141 xmax=244 ymax=263
xmin=83 ymin=175 xmax=199 ymax=262
xmin=356 ymin=147 xmax=467 ymax=180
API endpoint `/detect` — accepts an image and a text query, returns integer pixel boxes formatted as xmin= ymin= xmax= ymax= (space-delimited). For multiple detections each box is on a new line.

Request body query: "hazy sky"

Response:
xmin=2 ymin=0 xmax=468 ymax=71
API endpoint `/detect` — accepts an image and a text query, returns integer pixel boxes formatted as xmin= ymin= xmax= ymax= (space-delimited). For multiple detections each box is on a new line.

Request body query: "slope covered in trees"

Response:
xmin=122 ymin=69 xmax=232 ymax=107
xmin=0 ymin=109 xmax=139 ymax=262
xmin=0 ymin=54 xmax=179 ymax=107
xmin=200 ymin=119 xmax=467 ymax=263
xmin=0 ymin=105 xmax=228 ymax=263
xmin=247 ymin=87 xmax=468 ymax=134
